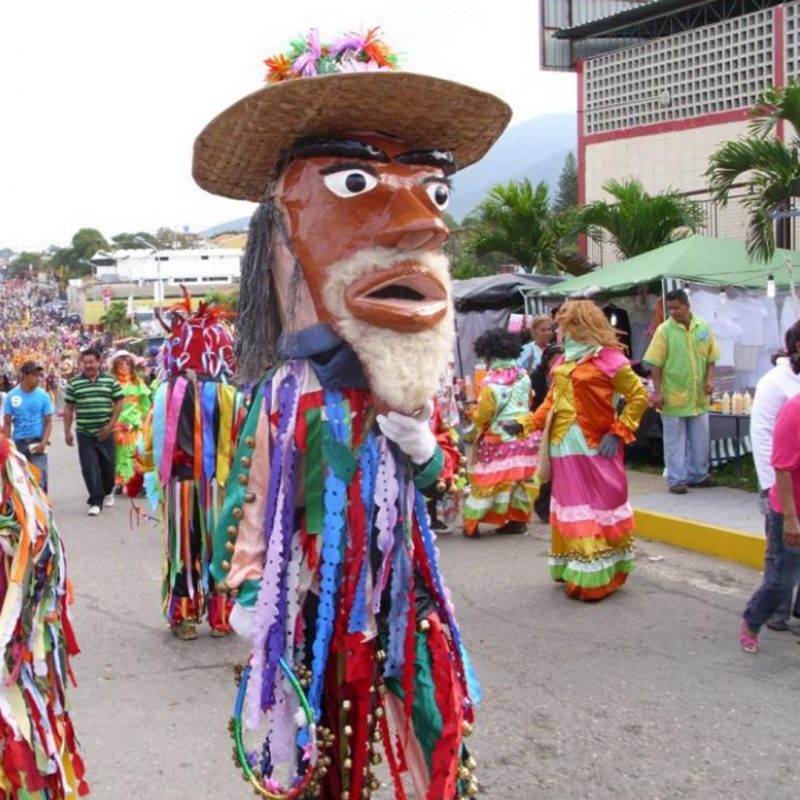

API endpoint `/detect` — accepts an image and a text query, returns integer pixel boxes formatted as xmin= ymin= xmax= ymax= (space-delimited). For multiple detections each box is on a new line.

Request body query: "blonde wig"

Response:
xmin=556 ymin=300 xmax=624 ymax=351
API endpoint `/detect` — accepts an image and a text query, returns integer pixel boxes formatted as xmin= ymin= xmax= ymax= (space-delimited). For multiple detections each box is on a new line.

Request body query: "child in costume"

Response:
xmin=196 ymin=28 xmax=511 ymax=799
xmin=463 ymin=329 xmax=538 ymax=537
xmin=0 ymin=436 xmax=89 ymax=798
xmin=109 ymin=350 xmax=152 ymax=493
xmin=141 ymin=292 xmax=244 ymax=640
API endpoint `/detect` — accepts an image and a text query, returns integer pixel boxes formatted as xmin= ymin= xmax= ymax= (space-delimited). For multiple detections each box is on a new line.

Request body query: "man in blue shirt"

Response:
xmin=2 ymin=361 xmax=54 ymax=490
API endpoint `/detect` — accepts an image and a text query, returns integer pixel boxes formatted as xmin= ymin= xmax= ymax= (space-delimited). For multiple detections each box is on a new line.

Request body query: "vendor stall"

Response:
xmin=453 ymin=272 xmax=563 ymax=378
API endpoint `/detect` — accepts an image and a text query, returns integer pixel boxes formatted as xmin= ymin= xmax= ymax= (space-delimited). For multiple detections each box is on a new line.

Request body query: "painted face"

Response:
xmin=277 ymin=134 xmax=452 ymax=333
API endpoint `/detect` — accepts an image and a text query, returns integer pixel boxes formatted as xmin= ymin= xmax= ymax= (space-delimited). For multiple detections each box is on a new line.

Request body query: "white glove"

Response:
xmin=229 ymin=603 xmax=256 ymax=641
xmin=376 ymin=401 xmax=437 ymax=465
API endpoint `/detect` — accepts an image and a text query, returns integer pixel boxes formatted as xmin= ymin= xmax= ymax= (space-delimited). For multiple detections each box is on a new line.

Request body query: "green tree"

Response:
xmin=575 ymin=177 xmax=703 ymax=260
xmin=7 ymin=251 xmax=43 ymax=277
xmin=468 ymin=178 xmax=586 ymax=275
xmin=71 ymin=228 xmax=109 ymax=261
xmin=204 ymin=287 xmax=239 ymax=311
xmin=553 ymin=151 xmax=578 ymax=212
xmin=111 ymin=231 xmax=158 ymax=250
xmin=154 ymin=227 xmax=200 ymax=250
xmin=706 ymin=82 xmax=800 ymax=261
xmin=100 ymin=300 xmax=137 ymax=338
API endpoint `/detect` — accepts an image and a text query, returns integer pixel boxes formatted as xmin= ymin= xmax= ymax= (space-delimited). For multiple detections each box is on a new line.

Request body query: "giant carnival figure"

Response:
xmin=142 ymin=291 xmax=245 ymax=640
xmin=196 ymin=29 xmax=511 ymax=800
xmin=0 ymin=437 xmax=89 ymax=798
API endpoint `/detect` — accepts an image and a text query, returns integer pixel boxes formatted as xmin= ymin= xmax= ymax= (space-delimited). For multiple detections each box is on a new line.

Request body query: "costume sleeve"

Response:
xmin=211 ymin=380 xmax=270 ymax=608
xmin=643 ymin=327 xmax=667 ymax=367
xmin=468 ymin=386 xmax=496 ymax=434
xmin=609 ymin=365 xmax=649 ymax=442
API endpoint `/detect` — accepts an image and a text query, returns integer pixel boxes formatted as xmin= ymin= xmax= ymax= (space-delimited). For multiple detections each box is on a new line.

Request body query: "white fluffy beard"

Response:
xmin=321 ymin=247 xmax=454 ymax=414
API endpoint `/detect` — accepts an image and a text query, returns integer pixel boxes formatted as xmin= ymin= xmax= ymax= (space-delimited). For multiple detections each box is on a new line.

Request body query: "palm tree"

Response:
xmin=706 ymin=82 xmax=800 ymax=261
xmin=575 ymin=177 xmax=704 ymax=261
xmin=468 ymin=178 xmax=586 ymax=275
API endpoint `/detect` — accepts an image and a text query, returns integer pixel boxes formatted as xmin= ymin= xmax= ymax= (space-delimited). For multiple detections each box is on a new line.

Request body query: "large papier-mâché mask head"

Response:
xmin=276 ymin=133 xmax=453 ymax=334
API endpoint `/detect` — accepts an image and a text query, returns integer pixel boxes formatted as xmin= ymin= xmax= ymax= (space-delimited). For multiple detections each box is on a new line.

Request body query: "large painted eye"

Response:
xmin=323 ymin=169 xmax=378 ymax=198
xmin=426 ymin=182 xmax=450 ymax=211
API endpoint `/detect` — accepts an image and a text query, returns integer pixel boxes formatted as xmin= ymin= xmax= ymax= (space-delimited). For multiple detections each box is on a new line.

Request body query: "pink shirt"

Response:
xmin=769 ymin=393 xmax=800 ymax=515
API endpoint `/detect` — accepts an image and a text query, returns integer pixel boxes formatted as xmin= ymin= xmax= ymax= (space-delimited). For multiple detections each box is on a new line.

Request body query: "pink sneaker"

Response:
xmin=740 ymin=620 xmax=759 ymax=654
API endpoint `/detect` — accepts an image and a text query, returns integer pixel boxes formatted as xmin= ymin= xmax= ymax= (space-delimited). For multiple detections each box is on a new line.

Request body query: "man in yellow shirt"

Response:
xmin=645 ymin=289 xmax=721 ymax=495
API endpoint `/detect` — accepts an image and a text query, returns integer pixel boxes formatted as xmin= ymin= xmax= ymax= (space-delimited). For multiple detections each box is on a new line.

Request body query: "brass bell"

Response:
xmin=462 ymin=721 xmax=474 ymax=737
xmin=370 ymin=753 xmax=382 ymax=766
xmin=237 ymin=474 xmax=249 ymax=485
xmin=459 ymin=455 xmax=468 ymax=466
xmin=417 ymin=619 xmax=431 ymax=633
xmin=240 ymin=455 xmax=252 ymax=468
xmin=436 ymin=480 xmax=447 ymax=493
xmin=458 ymin=766 xmax=471 ymax=781
xmin=447 ymin=483 xmax=458 ymax=494
xmin=245 ymin=436 xmax=256 ymax=448
xmin=244 ymin=491 xmax=256 ymax=503
xmin=227 ymin=525 xmax=238 ymax=537
xmin=230 ymin=588 xmax=239 ymax=597
xmin=221 ymin=560 xmax=231 ymax=571
xmin=225 ymin=541 xmax=235 ymax=553
xmin=375 ymin=650 xmax=387 ymax=663
xmin=343 ymin=758 xmax=352 ymax=770
xmin=343 ymin=725 xmax=353 ymax=737
xmin=342 ymin=699 xmax=352 ymax=712
xmin=466 ymin=756 xmax=477 ymax=771
xmin=232 ymin=507 xmax=244 ymax=520
xmin=217 ymin=582 xmax=229 ymax=594
xmin=369 ymin=779 xmax=381 ymax=791
xmin=372 ymin=729 xmax=382 ymax=743
xmin=374 ymin=707 xmax=385 ymax=719
xmin=465 ymin=779 xmax=479 ymax=797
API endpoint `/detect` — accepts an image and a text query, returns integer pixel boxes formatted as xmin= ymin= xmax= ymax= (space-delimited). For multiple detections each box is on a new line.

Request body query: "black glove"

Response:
xmin=598 ymin=433 xmax=620 ymax=458
xmin=502 ymin=421 xmax=524 ymax=437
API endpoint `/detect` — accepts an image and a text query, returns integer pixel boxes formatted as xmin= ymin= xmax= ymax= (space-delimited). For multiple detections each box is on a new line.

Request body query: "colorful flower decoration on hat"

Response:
xmin=264 ymin=26 xmax=399 ymax=83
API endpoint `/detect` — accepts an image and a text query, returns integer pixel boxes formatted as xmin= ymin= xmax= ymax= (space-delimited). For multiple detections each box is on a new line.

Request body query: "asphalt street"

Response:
xmin=47 ymin=437 xmax=799 ymax=800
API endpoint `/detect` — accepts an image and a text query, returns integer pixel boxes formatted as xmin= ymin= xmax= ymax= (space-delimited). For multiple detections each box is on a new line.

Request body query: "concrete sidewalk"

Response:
xmin=627 ymin=470 xmax=766 ymax=568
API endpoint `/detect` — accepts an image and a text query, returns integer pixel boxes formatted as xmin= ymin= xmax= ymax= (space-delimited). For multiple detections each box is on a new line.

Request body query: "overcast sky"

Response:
xmin=0 ymin=0 xmax=576 ymax=252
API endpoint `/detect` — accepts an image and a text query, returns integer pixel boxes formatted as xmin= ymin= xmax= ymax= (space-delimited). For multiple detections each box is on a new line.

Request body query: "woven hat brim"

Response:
xmin=193 ymin=71 xmax=512 ymax=201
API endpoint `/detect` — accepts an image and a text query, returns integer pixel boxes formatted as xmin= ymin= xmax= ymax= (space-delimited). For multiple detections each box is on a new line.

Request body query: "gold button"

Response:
xmin=244 ymin=436 xmax=256 ymax=448
xmin=244 ymin=492 xmax=256 ymax=503
xmin=240 ymin=456 xmax=252 ymax=468
xmin=221 ymin=560 xmax=231 ymax=571
xmin=225 ymin=541 xmax=235 ymax=553
xmin=232 ymin=507 xmax=243 ymax=520
xmin=237 ymin=474 xmax=248 ymax=485
xmin=227 ymin=525 xmax=238 ymax=537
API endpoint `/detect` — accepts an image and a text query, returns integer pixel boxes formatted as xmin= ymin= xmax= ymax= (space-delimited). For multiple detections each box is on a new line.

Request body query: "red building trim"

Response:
xmin=576 ymin=60 xmax=587 ymax=259
xmin=774 ymin=4 xmax=785 ymax=142
xmin=583 ymin=107 xmax=754 ymax=146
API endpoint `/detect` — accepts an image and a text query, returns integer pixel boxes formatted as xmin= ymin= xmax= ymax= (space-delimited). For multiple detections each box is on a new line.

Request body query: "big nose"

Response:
xmin=373 ymin=188 xmax=449 ymax=251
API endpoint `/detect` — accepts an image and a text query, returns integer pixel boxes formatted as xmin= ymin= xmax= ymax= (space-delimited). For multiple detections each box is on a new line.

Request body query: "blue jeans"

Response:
xmin=744 ymin=509 xmax=800 ymax=633
xmin=760 ymin=490 xmax=798 ymax=622
xmin=15 ymin=438 xmax=48 ymax=492
xmin=662 ymin=413 xmax=709 ymax=487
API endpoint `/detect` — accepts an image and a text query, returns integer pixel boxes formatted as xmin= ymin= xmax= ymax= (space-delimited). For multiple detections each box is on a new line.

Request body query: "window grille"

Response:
xmin=584 ymin=8 xmax=775 ymax=135
xmin=787 ymin=0 xmax=799 ymax=82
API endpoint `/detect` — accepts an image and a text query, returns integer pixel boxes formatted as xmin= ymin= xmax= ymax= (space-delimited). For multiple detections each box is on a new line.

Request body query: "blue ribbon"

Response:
xmin=201 ymin=382 xmax=218 ymax=482
xmin=308 ymin=389 xmax=348 ymax=719
xmin=348 ymin=433 xmax=377 ymax=634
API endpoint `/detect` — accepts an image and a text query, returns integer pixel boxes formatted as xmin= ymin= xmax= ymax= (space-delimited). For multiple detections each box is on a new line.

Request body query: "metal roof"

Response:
xmin=553 ymin=0 xmax=785 ymax=39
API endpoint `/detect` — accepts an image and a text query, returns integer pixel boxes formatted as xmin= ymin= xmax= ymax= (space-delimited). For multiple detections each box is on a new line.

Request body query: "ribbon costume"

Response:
xmin=142 ymin=293 xmax=244 ymax=639
xmin=194 ymin=29 xmax=511 ymax=800
xmin=0 ymin=437 xmax=89 ymax=798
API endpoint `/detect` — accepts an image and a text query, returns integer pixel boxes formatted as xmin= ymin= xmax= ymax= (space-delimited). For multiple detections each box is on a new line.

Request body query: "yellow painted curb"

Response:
xmin=633 ymin=507 xmax=765 ymax=570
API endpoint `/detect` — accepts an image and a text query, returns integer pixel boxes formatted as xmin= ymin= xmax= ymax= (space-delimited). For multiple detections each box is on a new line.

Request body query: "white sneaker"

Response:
xmin=87 ymin=505 xmax=101 ymax=516
xmin=104 ymin=494 xmax=115 ymax=508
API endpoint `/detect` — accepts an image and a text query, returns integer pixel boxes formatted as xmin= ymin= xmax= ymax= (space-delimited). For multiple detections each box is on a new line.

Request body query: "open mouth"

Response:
xmin=344 ymin=262 xmax=449 ymax=332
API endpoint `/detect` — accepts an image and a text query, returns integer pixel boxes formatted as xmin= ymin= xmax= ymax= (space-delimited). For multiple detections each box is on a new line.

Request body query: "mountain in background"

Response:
xmin=201 ymin=113 xmax=578 ymax=236
xmin=449 ymin=113 xmax=577 ymax=221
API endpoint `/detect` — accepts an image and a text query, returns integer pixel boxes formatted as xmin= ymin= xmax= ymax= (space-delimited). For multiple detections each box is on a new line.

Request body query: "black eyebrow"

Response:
xmin=318 ymin=161 xmax=378 ymax=177
xmin=290 ymin=137 xmax=391 ymax=163
xmin=422 ymin=175 xmax=452 ymax=188
xmin=395 ymin=149 xmax=456 ymax=176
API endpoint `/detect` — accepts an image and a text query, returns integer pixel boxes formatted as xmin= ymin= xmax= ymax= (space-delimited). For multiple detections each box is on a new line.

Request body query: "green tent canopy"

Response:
xmin=528 ymin=235 xmax=800 ymax=298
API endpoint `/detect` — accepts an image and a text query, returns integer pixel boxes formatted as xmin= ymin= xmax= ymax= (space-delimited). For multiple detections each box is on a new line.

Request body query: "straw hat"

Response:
xmin=193 ymin=70 xmax=512 ymax=202
xmin=110 ymin=349 xmax=133 ymax=366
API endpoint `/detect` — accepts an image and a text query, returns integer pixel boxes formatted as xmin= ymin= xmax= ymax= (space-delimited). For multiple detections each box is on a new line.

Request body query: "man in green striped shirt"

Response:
xmin=64 ymin=348 xmax=124 ymax=515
